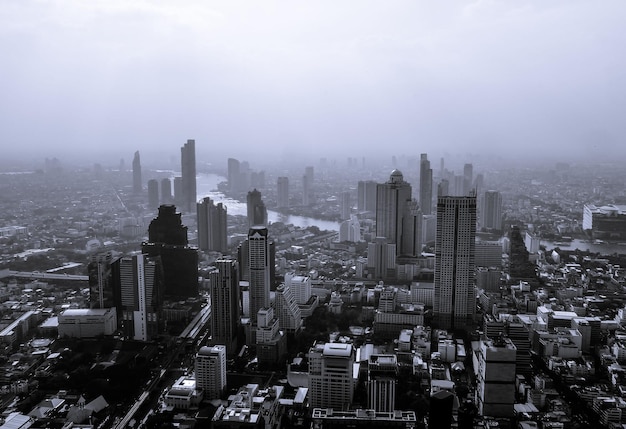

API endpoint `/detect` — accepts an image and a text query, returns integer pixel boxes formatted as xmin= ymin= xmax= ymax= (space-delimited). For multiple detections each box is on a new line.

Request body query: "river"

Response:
xmin=195 ymin=173 xmax=340 ymax=232
xmin=542 ymin=239 xmax=626 ymax=255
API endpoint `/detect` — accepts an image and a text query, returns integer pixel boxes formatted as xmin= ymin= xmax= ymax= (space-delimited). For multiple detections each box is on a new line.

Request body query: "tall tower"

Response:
xmin=248 ymin=226 xmax=271 ymax=326
xmin=132 ymin=151 xmax=142 ymax=194
xmin=463 ymin=163 xmax=473 ymax=196
xmin=434 ymin=195 xmax=477 ymax=330
xmin=419 ymin=153 xmax=433 ymax=215
xmin=111 ymin=253 xmax=163 ymax=341
xmin=228 ymin=158 xmax=241 ymax=193
xmin=142 ymin=205 xmax=199 ymax=299
xmin=274 ymin=284 xmax=302 ymax=333
xmin=195 ymin=345 xmax=227 ymax=400
xmin=161 ymin=178 xmax=173 ymax=204
xmin=88 ymin=251 xmax=115 ymax=309
xmin=209 ymin=259 xmax=239 ymax=356
xmin=277 ymin=177 xmax=289 ymax=208
xmin=308 ymin=342 xmax=355 ymax=409
xmin=247 ymin=189 xmax=268 ymax=228
xmin=197 ymin=197 xmax=228 ymax=253
xmin=376 ymin=170 xmax=412 ymax=246
xmin=180 ymin=139 xmax=197 ymax=213
xmin=147 ymin=179 xmax=159 ymax=209
xmin=482 ymin=190 xmax=503 ymax=232
xmin=340 ymin=191 xmax=351 ymax=220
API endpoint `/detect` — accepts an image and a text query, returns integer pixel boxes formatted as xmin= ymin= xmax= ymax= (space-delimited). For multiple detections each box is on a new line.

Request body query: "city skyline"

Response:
xmin=2 ymin=1 xmax=625 ymax=165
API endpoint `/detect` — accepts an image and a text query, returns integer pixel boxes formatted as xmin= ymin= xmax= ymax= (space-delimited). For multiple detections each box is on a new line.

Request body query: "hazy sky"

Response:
xmin=2 ymin=1 xmax=625 ymax=166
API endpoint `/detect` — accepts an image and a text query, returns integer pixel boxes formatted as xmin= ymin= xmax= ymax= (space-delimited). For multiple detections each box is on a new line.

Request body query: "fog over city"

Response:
xmin=1 ymin=1 xmax=625 ymax=167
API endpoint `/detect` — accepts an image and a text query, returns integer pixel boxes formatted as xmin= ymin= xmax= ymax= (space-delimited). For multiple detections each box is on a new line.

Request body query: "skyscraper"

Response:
xmin=463 ymin=163 xmax=473 ymax=196
xmin=161 ymin=178 xmax=173 ymax=204
xmin=228 ymin=158 xmax=241 ymax=193
xmin=476 ymin=337 xmax=516 ymax=417
xmin=208 ymin=258 xmax=239 ymax=355
xmin=274 ymin=283 xmax=302 ymax=333
xmin=111 ymin=253 xmax=164 ymax=341
xmin=247 ymin=189 xmax=268 ymax=228
xmin=277 ymin=176 xmax=289 ymax=208
xmin=357 ymin=180 xmax=377 ymax=213
xmin=482 ymin=190 xmax=503 ymax=231
xmin=434 ymin=195 xmax=477 ymax=330
xmin=142 ymin=205 xmax=199 ymax=299
xmin=88 ymin=251 xmax=115 ymax=309
xmin=419 ymin=153 xmax=433 ymax=215
xmin=132 ymin=151 xmax=142 ymax=194
xmin=340 ymin=191 xmax=351 ymax=220
xmin=195 ymin=345 xmax=227 ymax=400
xmin=180 ymin=139 xmax=197 ymax=213
xmin=248 ymin=226 xmax=271 ymax=326
xmin=197 ymin=197 xmax=228 ymax=253
xmin=147 ymin=179 xmax=159 ymax=209
xmin=376 ymin=170 xmax=412 ymax=246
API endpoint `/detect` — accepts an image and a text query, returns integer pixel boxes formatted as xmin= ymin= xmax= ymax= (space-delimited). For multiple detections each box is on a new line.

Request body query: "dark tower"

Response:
xmin=142 ymin=205 xmax=199 ymax=299
xmin=247 ymin=189 xmax=268 ymax=228
xmin=181 ymin=139 xmax=197 ymax=213
xmin=132 ymin=151 xmax=142 ymax=194
xmin=197 ymin=197 xmax=228 ymax=253
xmin=419 ymin=153 xmax=433 ymax=215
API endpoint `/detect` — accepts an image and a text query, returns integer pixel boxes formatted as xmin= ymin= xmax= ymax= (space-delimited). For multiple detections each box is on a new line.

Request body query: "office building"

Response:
xmin=437 ymin=179 xmax=449 ymax=197
xmin=208 ymin=258 xmax=240 ymax=356
xmin=277 ymin=176 xmax=289 ymax=208
xmin=475 ymin=241 xmax=502 ymax=268
xmin=197 ymin=197 xmax=228 ymax=253
xmin=111 ymin=253 xmax=164 ymax=342
xmin=256 ymin=306 xmax=287 ymax=367
xmin=132 ymin=150 xmax=142 ymax=194
xmin=88 ymin=251 xmax=116 ymax=309
xmin=419 ymin=153 xmax=433 ymax=215
xmin=376 ymin=170 xmax=412 ymax=247
xmin=400 ymin=199 xmax=422 ymax=257
xmin=434 ymin=195 xmax=477 ymax=330
xmin=181 ymin=139 xmax=197 ymax=213
xmin=248 ymin=226 xmax=271 ymax=326
xmin=357 ymin=180 xmax=377 ymax=213
xmin=247 ymin=189 xmax=268 ymax=228
xmin=482 ymin=190 xmax=503 ymax=231
xmin=228 ymin=157 xmax=241 ymax=193
xmin=308 ymin=342 xmax=355 ymax=409
xmin=367 ymin=354 xmax=397 ymax=412
xmin=195 ymin=345 xmax=227 ymax=400
xmin=284 ymin=273 xmax=312 ymax=305
xmin=58 ymin=308 xmax=117 ymax=339
xmin=583 ymin=204 xmax=626 ymax=239
xmin=475 ymin=337 xmax=516 ymax=417
xmin=339 ymin=215 xmax=361 ymax=243
xmin=367 ymin=238 xmax=397 ymax=280
xmin=340 ymin=191 xmax=351 ymax=220
xmin=274 ymin=284 xmax=302 ymax=333
xmin=161 ymin=178 xmax=173 ymax=204
xmin=463 ymin=163 xmax=473 ymax=196
xmin=142 ymin=205 xmax=199 ymax=299
xmin=147 ymin=179 xmax=159 ymax=209
xmin=173 ymin=176 xmax=183 ymax=207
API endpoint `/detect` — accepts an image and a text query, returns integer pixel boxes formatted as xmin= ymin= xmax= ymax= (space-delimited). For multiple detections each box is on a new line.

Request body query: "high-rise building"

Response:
xmin=111 ymin=253 xmax=164 ymax=341
xmin=195 ymin=345 xmax=227 ymax=400
xmin=308 ymin=342 xmax=355 ymax=409
xmin=248 ymin=226 xmax=271 ymax=326
xmin=88 ymin=251 xmax=116 ymax=309
xmin=284 ymin=273 xmax=311 ymax=305
xmin=376 ymin=170 xmax=412 ymax=247
xmin=181 ymin=139 xmax=197 ymax=213
xmin=367 ymin=354 xmax=397 ymax=412
xmin=357 ymin=180 xmax=377 ymax=213
xmin=475 ymin=337 xmax=516 ymax=417
xmin=339 ymin=215 xmax=361 ymax=243
xmin=228 ymin=158 xmax=241 ymax=193
xmin=161 ymin=178 xmax=173 ymax=204
xmin=429 ymin=390 xmax=454 ymax=429
xmin=482 ymin=190 xmax=503 ymax=231
xmin=434 ymin=195 xmax=477 ymax=330
xmin=142 ymin=205 xmax=199 ymax=299
xmin=208 ymin=259 xmax=239 ymax=356
xmin=274 ymin=284 xmax=302 ymax=333
xmin=247 ymin=189 xmax=268 ymax=228
xmin=303 ymin=166 xmax=314 ymax=206
xmin=367 ymin=238 xmax=397 ymax=280
xmin=463 ymin=163 xmax=473 ymax=196
xmin=400 ymin=199 xmax=422 ymax=257
xmin=277 ymin=177 xmax=289 ymax=208
xmin=340 ymin=191 xmax=351 ymax=220
xmin=256 ymin=306 xmax=287 ymax=368
xmin=132 ymin=151 xmax=142 ymax=194
xmin=173 ymin=176 xmax=183 ymax=207
xmin=147 ymin=179 xmax=159 ymax=209
xmin=419 ymin=154 xmax=433 ymax=215
xmin=438 ymin=179 xmax=449 ymax=197
xmin=197 ymin=197 xmax=228 ymax=253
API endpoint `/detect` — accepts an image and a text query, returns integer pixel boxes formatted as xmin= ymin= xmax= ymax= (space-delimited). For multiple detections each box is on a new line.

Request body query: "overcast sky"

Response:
xmin=1 ymin=1 xmax=625 ymax=167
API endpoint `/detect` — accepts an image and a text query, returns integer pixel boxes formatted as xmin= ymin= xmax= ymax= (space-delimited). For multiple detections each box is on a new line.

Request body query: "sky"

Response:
xmin=1 ymin=0 xmax=625 ymax=167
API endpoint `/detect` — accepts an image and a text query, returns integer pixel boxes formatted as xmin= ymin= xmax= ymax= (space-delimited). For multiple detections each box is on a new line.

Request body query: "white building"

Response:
xmin=57 ymin=308 xmax=117 ymax=338
xmin=195 ymin=345 xmax=226 ymax=400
